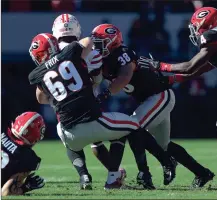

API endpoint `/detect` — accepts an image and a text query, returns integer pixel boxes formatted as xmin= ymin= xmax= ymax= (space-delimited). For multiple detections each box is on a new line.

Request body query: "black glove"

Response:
xmin=96 ymin=88 xmax=111 ymax=104
xmin=22 ymin=173 xmax=45 ymax=193
xmin=138 ymin=56 xmax=160 ymax=71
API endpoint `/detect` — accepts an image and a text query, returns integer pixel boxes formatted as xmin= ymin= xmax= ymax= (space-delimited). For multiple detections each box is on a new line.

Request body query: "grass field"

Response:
xmin=3 ymin=139 xmax=217 ymax=199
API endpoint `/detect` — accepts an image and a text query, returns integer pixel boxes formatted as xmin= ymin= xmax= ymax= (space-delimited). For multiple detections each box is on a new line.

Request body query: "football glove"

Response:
xmin=22 ymin=173 xmax=45 ymax=193
xmin=138 ymin=55 xmax=160 ymax=71
xmin=96 ymin=88 xmax=111 ymax=104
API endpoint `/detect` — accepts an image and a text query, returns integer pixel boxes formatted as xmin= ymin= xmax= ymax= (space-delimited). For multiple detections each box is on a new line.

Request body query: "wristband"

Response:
xmin=160 ymin=63 xmax=172 ymax=72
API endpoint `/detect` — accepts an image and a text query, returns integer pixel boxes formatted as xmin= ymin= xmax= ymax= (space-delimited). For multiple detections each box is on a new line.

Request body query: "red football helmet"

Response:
xmin=29 ymin=33 xmax=60 ymax=66
xmin=189 ymin=7 xmax=217 ymax=46
xmin=10 ymin=112 xmax=46 ymax=146
xmin=91 ymin=24 xmax=123 ymax=57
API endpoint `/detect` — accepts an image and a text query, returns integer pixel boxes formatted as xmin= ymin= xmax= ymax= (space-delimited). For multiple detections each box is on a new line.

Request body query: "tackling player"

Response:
xmin=91 ymin=23 xmax=214 ymax=188
xmin=1 ymin=112 xmax=45 ymax=196
xmin=28 ymin=33 xmax=174 ymax=190
xmin=52 ymin=13 xmax=104 ymax=189
xmin=51 ymin=14 xmax=177 ymax=190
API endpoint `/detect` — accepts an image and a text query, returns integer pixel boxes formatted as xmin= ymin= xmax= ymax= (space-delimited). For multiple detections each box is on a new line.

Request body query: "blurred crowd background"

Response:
xmin=2 ymin=0 xmax=217 ymax=139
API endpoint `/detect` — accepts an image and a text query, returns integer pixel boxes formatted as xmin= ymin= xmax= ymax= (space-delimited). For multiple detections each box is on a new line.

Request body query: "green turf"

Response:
xmin=3 ymin=139 xmax=217 ymax=199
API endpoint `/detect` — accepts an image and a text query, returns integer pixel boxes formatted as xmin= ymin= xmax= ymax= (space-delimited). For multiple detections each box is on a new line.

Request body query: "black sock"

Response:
xmin=141 ymin=129 xmax=171 ymax=166
xmin=108 ymin=137 xmax=126 ymax=171
xmin=128 ymin=128 xmax=150 ymax=176
xmin=168 ymin=142 xmax=208 ymax=176
xmin=91 ymin=142 xmax=110 ymax=170
xmin=66 ymin=148 xmax=89 ymax=177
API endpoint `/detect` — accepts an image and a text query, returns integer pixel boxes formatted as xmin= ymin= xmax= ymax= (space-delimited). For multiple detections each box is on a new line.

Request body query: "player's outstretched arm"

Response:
xmin=138 ymin=44 xmax=216 ymax=75
xmin=166 ymin=62 xmax=215 ymax=84
xmin=160 ymin=46 xmax=216 ymax=74
xmin=79 ymin=37 xmax=94 ymax=60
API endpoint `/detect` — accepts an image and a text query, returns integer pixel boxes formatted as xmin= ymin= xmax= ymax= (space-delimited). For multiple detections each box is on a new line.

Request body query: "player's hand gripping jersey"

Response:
xmin=29 ymin=42 xmax=101 ymax=129
xmin=102 ymin=45 xmax=170 ymax=103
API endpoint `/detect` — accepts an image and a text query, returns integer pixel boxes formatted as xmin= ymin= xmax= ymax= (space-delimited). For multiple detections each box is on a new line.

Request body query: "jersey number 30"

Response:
xmin=1 ymin=150 xmax=9 ymax=169
xmin=43 ymin=61 xmax=83 ymax=101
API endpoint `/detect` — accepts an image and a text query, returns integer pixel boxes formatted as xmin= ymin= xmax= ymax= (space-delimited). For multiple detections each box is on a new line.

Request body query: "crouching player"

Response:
xmin=1 ymin=112 xmax=45 ymax=196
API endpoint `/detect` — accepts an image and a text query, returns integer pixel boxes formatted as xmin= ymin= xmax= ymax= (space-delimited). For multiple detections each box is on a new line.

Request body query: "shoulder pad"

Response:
xmin=198 ymin=29 xmax=217 ymax=47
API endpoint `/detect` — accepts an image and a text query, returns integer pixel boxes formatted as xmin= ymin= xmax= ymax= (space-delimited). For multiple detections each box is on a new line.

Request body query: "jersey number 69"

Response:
xmin=43 ymin=61 xmax=83 ymax=101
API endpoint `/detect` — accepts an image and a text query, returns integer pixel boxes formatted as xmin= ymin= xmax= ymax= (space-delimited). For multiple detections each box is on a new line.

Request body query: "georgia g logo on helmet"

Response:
xmin=197 ymin=10 xmax=210 ymax=19
xmin=105 ymin=27 xmax=117 ymax=34
xmin=31 ymin=41 xmax=40 ymax=50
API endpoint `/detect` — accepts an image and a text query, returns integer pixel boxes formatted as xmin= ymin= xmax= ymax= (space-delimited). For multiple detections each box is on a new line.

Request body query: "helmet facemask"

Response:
xmin=189 ymin=18 xmax=206 ymax=46
xmin=92 ymin=36 xmax=117 ymax=57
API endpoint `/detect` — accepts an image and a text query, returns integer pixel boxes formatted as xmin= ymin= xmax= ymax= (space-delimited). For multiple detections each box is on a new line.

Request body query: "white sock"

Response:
xmin=106 ymin=171 xmax=121 ymax=184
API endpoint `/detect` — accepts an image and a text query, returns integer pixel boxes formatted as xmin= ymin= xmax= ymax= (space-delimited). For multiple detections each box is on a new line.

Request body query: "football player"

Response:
xmin=138 ymin=7 xmax=216 ymax=187
xmin=1 ymin=112 xmax=45 ymax=196
xmin=28 ymin=33 xmax=174 ymax=190
xmin=91 ymin=23 xmax=214 ymax=188
xmin=51 ymin=14 xmax=176 ymax=190
xmin=138 ymin=7 xmax=217 ymax=85
xmin=52 ymin=13 xmax=104 ymax=190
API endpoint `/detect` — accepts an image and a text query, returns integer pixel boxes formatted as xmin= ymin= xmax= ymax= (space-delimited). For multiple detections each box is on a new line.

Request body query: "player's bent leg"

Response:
xmin=108 ymin=137 xmax=126 ymax=172
xmin=97 ymin=112 xmax=139 ymax=189
xmin=127 ymin=130 xmax=155 ymax=190
xmin=134 ymin=89 xmax=175 ymax=129
xmin=132 ymin=90 xmax=176 ymax=185
xmin=168 ymin=141 xmax=215 ymax=188
xmin=91 ymin=139 xmax=127 ymax=184
xmin=148 ymin=117 xmax=177 ymax=185
xmin=58 ymin=112 xmax=139 ymax=189
xmin=57 ymin=123 xmax=92 ymax=190
xmin=91 ymin=142 xmax=110 ymax=170
xmin=148 ymin=117 xmax=171 ymax=151
xmin=67 ymin=149 xmax=92 ymax=190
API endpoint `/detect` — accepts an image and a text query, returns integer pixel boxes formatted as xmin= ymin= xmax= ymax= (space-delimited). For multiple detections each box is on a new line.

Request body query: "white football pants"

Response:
xmin=132 ymin=89 xmax=175 ymax=150
xmin=57 ymin=112 xmax=139 ymax=151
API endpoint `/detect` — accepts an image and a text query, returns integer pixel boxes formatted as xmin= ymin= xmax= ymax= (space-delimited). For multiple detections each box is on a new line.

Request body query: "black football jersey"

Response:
xmin=197 ymin=28 xmax=217 ymax=67
xmin=29 ymin=42 xmax=101 ymax=129
xmin=102 ymin=45 xmax=169 ymax=103
xmin=1 ymin=131 xmax=41 ymax=187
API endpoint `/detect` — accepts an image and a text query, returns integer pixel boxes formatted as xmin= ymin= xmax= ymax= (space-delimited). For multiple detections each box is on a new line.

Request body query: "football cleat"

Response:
xmin=163 ymin=157 xmax=178 ymax=185
xmin=104 ymin=179 xmax=123 ymax=190
xmin=192 ymin=170 xmax=215 ymax=188
xmin=119 ymin=167 xmax=127 ymax=181
xmin=104 ymin=171 xmax=123 ymax=190
xmin=137 ymin=172 xmax=156 ymax=190
xmin=80 ymin=174 xmax=92 ymax=190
